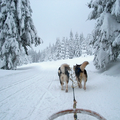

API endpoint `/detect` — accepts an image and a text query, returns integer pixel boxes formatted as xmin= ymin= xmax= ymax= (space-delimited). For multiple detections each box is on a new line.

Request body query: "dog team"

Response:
xmin=58 ymin=61 xmax=89 ymax=92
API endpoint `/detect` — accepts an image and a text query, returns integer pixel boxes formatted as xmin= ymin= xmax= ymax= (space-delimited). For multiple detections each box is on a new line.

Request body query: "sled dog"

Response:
xmin=58 ymin=63 xmax=71 ymax=92
xmin=73 ymin=61 xmax=89 ymax=90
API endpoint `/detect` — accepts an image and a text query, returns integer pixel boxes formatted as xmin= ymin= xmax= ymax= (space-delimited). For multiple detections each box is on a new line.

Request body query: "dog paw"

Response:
xmin=65 ymin=89 xmax=68 ymax=92
xmin=79 ymin=85 xmax=82 ymax=88
xmin=84 ymin=87 xmax=86 ymax=90
xmin=78 ymin=84 xmax=82 ymax=88
xmin=80 ymin=84 xmax=82 ymax=88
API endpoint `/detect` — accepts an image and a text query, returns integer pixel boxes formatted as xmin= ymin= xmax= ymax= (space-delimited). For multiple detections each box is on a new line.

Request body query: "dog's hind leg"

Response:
xmin=84 ymin=82 xmax=86 ymax=90
xmin=76 ymin=78 xmax=81 ymax=88
xmin=78 ymin=76 xmax=82 ymax=88
xmin=65 ymin=79 xmax=68 ymax=92
xmin=60 ymin=75 xmax=64 ymax=90
xmin=83 ymin=78 xmax=87 ymax=90
xmin=78 ymin=81 xmax=81 ymax=88
xmin=79 ymin=79 xmax=82 ymax=88
xmin=61 ymin=83 xmax=64 ymax=90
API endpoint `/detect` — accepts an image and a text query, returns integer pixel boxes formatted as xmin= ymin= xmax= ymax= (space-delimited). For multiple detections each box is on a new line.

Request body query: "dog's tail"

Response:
xmin=60 ymin=64 xmax=71 ymax=73
xmin=80 ymin=61 xmax=89 ymax=71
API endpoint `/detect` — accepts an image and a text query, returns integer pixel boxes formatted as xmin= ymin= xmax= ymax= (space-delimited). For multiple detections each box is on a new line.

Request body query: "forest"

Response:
xmin=0 ymin=0 xmax=120 ymax=70
xmin=28 ymin=32 xmax=93 ymax=63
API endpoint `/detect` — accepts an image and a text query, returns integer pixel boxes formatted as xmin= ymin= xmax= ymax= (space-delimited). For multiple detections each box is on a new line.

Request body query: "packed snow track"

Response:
xmin=0 ymin=56 xmax=120 ymax=120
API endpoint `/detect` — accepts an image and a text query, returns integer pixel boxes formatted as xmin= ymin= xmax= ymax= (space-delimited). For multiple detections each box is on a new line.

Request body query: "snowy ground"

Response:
xmin=0 ymin=55 xmax=120 ymax=120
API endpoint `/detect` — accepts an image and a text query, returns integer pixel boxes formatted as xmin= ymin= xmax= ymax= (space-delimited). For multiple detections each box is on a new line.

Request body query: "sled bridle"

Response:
xmin=48 ymin=70 xmax=106 ymax=120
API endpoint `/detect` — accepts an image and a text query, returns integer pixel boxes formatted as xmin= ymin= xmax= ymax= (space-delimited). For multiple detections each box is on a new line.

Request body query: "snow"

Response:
xmin=111 ymin=0 xmax=120 ymax=17
xmin=100 ymin=12 xmax=120 ymax=39
xmin=112 ymin=34 xmax=120 ymax=46
xmin=0 ymin=55 xmax=120 ymax=120
xmin=0 ymin=59 xmax=5 ymax=68
xmin=17 ymin=0 xmax=22 ymax=20
xmin=97 ymin=48 xmax=109 ymax=69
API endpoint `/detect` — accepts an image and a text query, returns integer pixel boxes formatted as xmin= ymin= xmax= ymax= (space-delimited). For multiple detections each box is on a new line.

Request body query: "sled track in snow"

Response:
xmin=0 ymin=68 xmax=59 ymax=120
xmin=0 ymin=70 xmax=46 ymax=102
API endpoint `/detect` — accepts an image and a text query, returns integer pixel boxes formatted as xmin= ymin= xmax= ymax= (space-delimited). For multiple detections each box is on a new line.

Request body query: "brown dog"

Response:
xmin=58 ymin=64 xmax=71 ymax=92
xmin=73 ymin=61 xmax=89 ymax=90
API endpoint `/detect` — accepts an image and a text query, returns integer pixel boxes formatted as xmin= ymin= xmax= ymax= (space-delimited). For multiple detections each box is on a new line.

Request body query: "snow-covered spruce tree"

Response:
xmin=61 ymin=37 xmax=65 ymax=59
xmin=47 ymin=44 xmax=52 ymax=61
xmin=28 ymin=49 xmax=39 ymax=63
xmin=55 ymin=38 xmax=61 ymax=60
xmin=74 ymin=32 xmax=81 ymax=57
xmin=69 ymin=30 xmax=74 ymax=59
xmin=0 ymin=0 xmax=41 ymax=70
xmin=79 ymin=33 xmax=84 ymax=48
xmin=39 ymin=50 xmax=45 ymax=62
xmin=51 ymin=44 xmax=56 ymax=61
xmin=65 ymin=38 xmax=69 ymax=59
xmin=79 ymin=33 xmax=85 ymax=56
xmin=88 ymin=0 xmax=120 ymax=69
xmin=86 ymin=34 xmax=93 ymax=55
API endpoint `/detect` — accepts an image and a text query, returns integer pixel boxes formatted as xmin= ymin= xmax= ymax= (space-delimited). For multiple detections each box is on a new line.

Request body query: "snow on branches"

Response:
xmin=0 ymin=0 xmax=41 ymax=70
xmin=88 ymin=0 xmax=120 ymax=69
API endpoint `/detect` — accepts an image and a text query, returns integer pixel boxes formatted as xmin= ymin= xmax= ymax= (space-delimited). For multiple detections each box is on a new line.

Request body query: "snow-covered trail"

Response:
xmin=0 ymin=66 xmax=58 ymax=120
xmin=0 ymin=57 xmax=120 ymax=120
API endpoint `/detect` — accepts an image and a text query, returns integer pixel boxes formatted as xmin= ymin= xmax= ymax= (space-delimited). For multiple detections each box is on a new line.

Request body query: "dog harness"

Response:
xmin=75 ymin=67 xmax=83 ymax=78
xmin=76 ymin=67 xmax=83 ymax=73
xmin=58 ymin=67 xmax=69 ymax=78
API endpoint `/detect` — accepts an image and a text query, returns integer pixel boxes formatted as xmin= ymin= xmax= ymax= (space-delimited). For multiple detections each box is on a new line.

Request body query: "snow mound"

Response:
xmin=103 ymin=58 xmax=120 ymax=77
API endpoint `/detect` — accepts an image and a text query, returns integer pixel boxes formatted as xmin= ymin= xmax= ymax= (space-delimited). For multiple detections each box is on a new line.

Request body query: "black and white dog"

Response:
xmin=58 ymin=64 xmax=71 ymax=92
xmin=73 ymin=61 xmax=89 ymax=90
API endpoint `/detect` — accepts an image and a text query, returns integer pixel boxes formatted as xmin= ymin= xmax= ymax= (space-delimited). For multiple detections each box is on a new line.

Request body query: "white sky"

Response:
xmin=30 ymin=0 xmax=95 ymax=51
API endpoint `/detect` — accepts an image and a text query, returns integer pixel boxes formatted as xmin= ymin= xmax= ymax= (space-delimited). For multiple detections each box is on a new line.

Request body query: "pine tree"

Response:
xmin=74 ymin=32 xmax=81 ymax=57
xmin=47 ymin=44 xmax=52 ymax=61
xmin=37 ymin=50 xmax=41 ymax=62
xmin=43 ymin=47 xmax=49 ymax=61
xmin=61 ymin=37 xmax=65 ymax=59
xmin=86 ymin=34 xmax=93 ymax=55
xmin=79 ymin=33 xmax=85 ymax=56
xmin=51 ymin=44 xmax=56 ymax=61
xmin=28 ymin=49 xmax=39 ymax=63
xmin=0 ymin=0 xmax=41 ymax=69
xmin=65 ymin=38 xmax=69 ymax=59
xmin=55 ymin=38 xmax=61 ymax=60
xmin=39 ymin=50 xmax=45 ymax=62
xmin=69 ymin=30 xmax=74 ymax=59
xmin=88 ymin=0 xmax=120 ymax=69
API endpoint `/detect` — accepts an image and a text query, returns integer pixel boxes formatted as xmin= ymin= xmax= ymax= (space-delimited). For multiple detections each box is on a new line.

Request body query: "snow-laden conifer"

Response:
xmin=74 ymin=32 xmax=81 ymax=57
xmin=0 ymin=0 xmax=41 ymax=69
xmin=61 ymin=37 xmax=65 ymax=59
xmin=65 ymin=38 xmax=69 ymax=59
xmin=69 ymin=30 xmax=74 ymax=59
xmin=55 ymin=38 xmax=61 ymax=60
xmin=88 ymin=0 xmax=120 ymax=69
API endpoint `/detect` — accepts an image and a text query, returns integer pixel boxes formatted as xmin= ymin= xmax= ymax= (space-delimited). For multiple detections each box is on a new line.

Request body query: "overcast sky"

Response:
xmin=30 ymin=0 xmax=95 ymax=51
